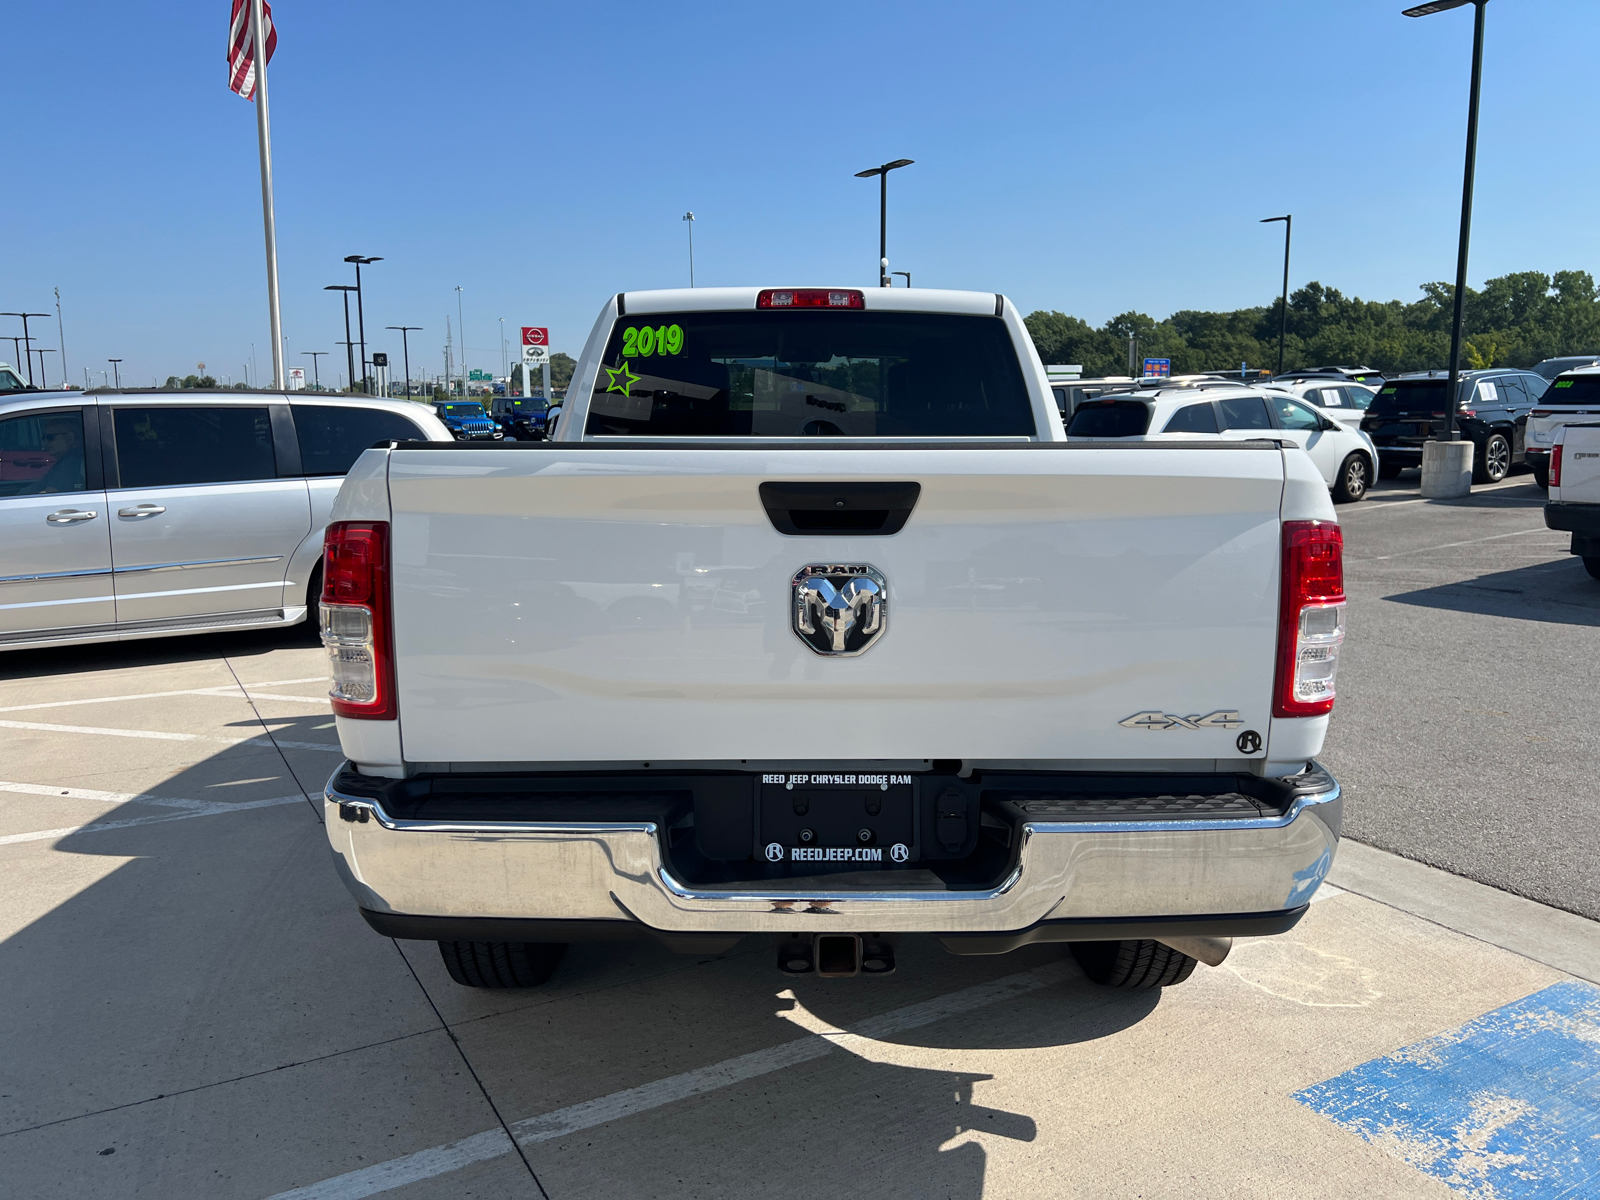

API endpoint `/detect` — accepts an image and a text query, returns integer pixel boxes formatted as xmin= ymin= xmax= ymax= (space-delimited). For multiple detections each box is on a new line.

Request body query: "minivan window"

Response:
xmin=585 ymin=310 xmax=1035 ymax=437
xmin=295 ymin=405 xmax=429 ymax=476
xmin=1066 ymin=400 xmax=1151 ymax=437
xmin=1162 ymin=402 xmax=1217 ymax=434
xmin=1273 ymin=397 xmax=1322 ymax=431
xmin=1217 ymin=396 xmax=1273 ymax=430
xmin=113 ymin=407 xmax=275 ymax=488
xmin=0 ymin=409 xmax=87 ymax=496
xmin=1543 ymin=376 xmax=1600 ymax=406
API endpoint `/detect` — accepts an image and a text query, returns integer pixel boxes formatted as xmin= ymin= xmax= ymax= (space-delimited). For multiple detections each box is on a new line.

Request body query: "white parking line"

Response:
xmin=0 ymin=718 xmax=339 ymax=753
xmin=1346 ymin=526 xmax=1553 ymax=563
xmin=265 ymin=962 xmax=1071 ymax=1200
xmin=0 ymin=780 xmax=307 ymax=846
xmin=0 ymin=677 xmax=329 ymax=715
xmin=1343 ymin=477 xmax=1535 ymax=513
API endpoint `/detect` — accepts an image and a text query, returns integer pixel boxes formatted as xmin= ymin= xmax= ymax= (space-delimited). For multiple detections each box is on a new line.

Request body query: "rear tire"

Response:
xmin=304 ymin=563 xmax=323 ymax=644
xmin=1473 ymin=433 xmax=1511 ymax=483
xmin=1069 ymin=939 xmax=1198 ymax=988
xmin=1532 ymin=463 xmax=1549 ymax=490
xmin=438 ymin=941 xmax=567 ymax=988
xmin=1584 ymin=557 xmax=1600 ymax=582
xmin=1378 ymin=461 xmax=1404 ymax=480
xmin=1332 ymin=453 xmax=1370 ymax=503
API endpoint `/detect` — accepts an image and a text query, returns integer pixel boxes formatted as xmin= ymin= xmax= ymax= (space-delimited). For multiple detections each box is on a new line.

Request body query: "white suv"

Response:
xmin=1066 ymin=385 xmax=1379 ymax=501
xmin=0 ymin=389 xmax=449 ymax=651
xmin=1526 ymin=366 xmax=1600 ymax=489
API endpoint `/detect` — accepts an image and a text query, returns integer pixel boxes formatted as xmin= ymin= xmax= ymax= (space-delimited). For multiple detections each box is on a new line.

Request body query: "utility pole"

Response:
xmin=853 ymin=159 xmax=914 ymax=287
xmin=387 ymin=326 xmax=421 ymax=403
xmin=683 ymin=212 xmax=696 ymax=286
xmin=108 ymin=358 xmax=122 ymax=389
xmin=2 ymin=313 xmax=50 ymax=386
xmin=54 ymin=287 xmax=67 ymax=387
xmin=1259 ymin=215 xmax=1292 ymax=376
xmin=344 ymin=255 xmax=382 ymax=392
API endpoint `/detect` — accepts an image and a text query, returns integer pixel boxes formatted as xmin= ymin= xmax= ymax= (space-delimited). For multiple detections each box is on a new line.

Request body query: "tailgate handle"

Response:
xmin=759 ymin=482 xmax=920 ymax=536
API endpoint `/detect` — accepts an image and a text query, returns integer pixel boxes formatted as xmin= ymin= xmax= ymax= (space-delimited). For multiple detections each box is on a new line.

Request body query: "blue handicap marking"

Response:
xmin=1295 ymin=981 xmax=1600 ymax=1198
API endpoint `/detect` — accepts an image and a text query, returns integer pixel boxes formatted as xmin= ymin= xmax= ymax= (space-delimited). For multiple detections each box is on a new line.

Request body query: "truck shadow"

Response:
xmin=1382 ymin=557 xmax=1600 ymax=626
xmin=0 ymin=620 xmax=319 ymax=683
xmin=3 ymin=720 xmax=1163 ymax=1198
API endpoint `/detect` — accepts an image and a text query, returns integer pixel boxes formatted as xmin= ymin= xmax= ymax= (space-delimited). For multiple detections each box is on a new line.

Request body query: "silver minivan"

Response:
xmin=0 ymin=389 xmax=450 ymax=651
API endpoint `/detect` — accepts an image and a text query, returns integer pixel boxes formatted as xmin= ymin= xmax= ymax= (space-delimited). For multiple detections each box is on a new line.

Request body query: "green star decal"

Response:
xmin=605 ymin=361 xmax=640 ymax=395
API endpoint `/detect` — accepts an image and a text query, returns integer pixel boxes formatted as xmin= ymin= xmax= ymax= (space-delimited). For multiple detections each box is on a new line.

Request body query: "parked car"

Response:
xmin=1526 ymin=367 xmax=1600 ymax=488
xmin=320 ymin=284 xmax=1343 ymax=991
xmin=1359 ymin=368 xmax=1547 ymax=483
xmin=1543 ymin=421 xmax=1600 ymax=579
xmin=1065 ymin=386 xmax=1377 ymax=501
xmin=430 ymin=400 xmax=502 ymax=440
xmin=490 ymin=395 xmax=550 ymax=440
xmin=1531 ymin=355 xmax=1600 ymax=382
xmin=1048 ymin=377 xmax=1134 ymax=421
xmin=0 ymin=389 xmax=449 ymax=651
xmin=0 ymin=363 xmax=29 ymax=392
xmin=1273 ymin=366 xmax=1386 ymax=387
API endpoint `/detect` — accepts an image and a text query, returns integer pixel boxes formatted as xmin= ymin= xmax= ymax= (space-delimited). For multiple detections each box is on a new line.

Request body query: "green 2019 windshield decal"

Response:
xmin=621 ymin=324 xmax=685 ymax=357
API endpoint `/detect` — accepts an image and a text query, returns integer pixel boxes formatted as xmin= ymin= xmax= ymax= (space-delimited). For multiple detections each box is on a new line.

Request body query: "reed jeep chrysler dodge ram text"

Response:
xmin=317 ymin=286 xmax=1345 ymax=991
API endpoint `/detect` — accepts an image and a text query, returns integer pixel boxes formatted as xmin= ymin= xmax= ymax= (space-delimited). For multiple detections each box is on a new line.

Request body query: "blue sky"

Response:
xmin=4 ymin=0 xmax=1596 ymax=387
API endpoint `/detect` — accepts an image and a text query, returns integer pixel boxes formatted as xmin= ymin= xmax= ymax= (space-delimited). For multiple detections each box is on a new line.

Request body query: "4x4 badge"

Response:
xmin=1119 ymin=710 xmax=1243 ymax=731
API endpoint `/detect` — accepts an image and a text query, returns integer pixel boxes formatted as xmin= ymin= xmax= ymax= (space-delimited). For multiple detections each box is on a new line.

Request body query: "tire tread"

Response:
xmin=438 ymin=940 xmax=567 ymax=988
xmin=1069 ymin=939 xmax=1199 ymax=988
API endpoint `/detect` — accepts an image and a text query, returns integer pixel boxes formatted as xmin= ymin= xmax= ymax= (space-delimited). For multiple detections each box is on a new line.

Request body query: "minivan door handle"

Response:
xmin=117 ymin=504 xmax=166 ymax=518
xmin=46 ymin=509 xmax=98 ymax=523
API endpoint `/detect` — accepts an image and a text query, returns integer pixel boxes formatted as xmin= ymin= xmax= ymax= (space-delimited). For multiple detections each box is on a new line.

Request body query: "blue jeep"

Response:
xmin=431 ymin=401 xmax=503 ymax=441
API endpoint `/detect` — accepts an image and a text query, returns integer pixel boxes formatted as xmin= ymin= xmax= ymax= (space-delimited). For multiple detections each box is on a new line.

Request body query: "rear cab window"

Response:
xmin=1065 ymin=400 xmax=1151 ymax=437
xmin=585 ymin=310 xmax=1035 ymax=437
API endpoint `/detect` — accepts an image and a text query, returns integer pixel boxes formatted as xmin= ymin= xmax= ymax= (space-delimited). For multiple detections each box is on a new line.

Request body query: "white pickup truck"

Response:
xmin=318 ymin=286 xmax=1345 ymax=991
xmin=1543 ymin=420 xmax=1600 ymax=579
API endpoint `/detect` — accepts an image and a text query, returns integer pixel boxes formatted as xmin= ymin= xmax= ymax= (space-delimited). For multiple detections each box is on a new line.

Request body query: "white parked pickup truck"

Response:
xmin=319 ymin=286 xmax=1346 ymax=992
xmin=1543 ymin=420 xmax=1600 ymax=579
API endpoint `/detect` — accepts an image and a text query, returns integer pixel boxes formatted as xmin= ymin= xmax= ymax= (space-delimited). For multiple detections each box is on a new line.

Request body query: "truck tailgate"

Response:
xmin=385 ymin=445 xmax=1286 ymax=764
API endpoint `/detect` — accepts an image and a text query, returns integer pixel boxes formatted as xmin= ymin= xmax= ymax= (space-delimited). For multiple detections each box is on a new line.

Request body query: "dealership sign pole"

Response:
xmin=521 ymin=327 xmax=550 ymax=397
xmin=227 ymin=0 xmax=284 ymax=390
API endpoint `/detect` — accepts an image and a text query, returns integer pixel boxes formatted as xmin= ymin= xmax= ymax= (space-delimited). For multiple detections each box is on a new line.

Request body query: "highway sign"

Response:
xmin=468 ymin=369 xmax=492 ymax=381
xmin=521 ymin=327 xmax=548 ymax=347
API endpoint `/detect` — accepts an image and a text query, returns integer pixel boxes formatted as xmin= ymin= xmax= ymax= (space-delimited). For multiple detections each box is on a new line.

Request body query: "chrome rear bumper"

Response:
xmin=324 ymin=765 xmax=1340 ymax=936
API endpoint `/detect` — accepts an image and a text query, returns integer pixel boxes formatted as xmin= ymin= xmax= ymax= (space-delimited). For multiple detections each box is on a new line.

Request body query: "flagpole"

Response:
xmin=250 ymin=0 xmax=285 ymax=390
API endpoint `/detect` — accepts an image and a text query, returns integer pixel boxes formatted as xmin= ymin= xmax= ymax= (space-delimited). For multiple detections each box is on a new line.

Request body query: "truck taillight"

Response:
xmin=1273 ymin=520 xmax=1345 ymax=719
xmin=756 ymin=289 xmax=864 ymax=309
xmin=1549 ymin=443 xmax=1563 ymax=488
xmin=321 ymin=521 xmax=396 ymax=720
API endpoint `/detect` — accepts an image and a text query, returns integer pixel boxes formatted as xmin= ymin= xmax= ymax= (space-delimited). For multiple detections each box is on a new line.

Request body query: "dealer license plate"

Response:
xmin=757 ymin=773 xmax=917 ymax=865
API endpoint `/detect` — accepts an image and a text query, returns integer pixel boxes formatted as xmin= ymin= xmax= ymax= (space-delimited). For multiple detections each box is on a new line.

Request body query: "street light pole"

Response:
xmin=455 ymin=286 xmax=466 ymax=399
xmin=682 ymin=212 xmax=695 ymax=286
xmin=1405 ymin=0 xmax=1487 ymax=443
xmin=325 ymin=285 xmax=358 ymax=393
xmin=1259 ymin=215 xmax=1292 ymax=376
xmin=301 ymin=350 xmax=326 ymax=389
xmin=107 ymin=358 xmax=122 ymax=389
xmin=2 ymin=313 xmax=51 ymax=386
xmin=387 ymin=326 xmax=421 ymax=404
xmin=344 ymin=255 xmax=382 ymax=393
xmin=892 ymin=271 xmax=911 ymax=289
xmin=32 ymin=348 xmax=56 ymax=385
xmin=853 ymin=160 xmax=914 ymax=287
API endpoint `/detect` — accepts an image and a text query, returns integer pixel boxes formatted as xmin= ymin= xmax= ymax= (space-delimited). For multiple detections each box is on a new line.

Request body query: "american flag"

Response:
xmin=227 ymin=0 xmax=277 ymax=100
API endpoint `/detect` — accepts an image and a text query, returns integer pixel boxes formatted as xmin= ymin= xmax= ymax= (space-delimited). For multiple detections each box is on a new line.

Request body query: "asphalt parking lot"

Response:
xmin=1 ymin=470 xmax=1597 ymax=1199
